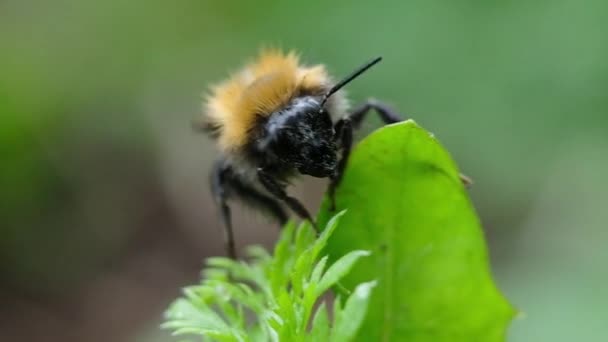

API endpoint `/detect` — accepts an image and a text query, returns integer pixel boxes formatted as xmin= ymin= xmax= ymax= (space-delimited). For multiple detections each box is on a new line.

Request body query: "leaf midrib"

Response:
xmin=380 ymin=127 xmax=414 ymax=342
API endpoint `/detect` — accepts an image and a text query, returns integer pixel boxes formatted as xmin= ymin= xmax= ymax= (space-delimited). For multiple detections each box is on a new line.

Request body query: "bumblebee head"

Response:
xmin=253 ymin=56 xmax=384 ymax=178
xmin=262 ymin=97 xmax=338 ymax=178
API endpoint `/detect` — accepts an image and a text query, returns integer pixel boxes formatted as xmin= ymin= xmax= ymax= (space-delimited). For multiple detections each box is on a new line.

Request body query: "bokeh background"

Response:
xmin=1 ymin=0 xmax=607 ymax=341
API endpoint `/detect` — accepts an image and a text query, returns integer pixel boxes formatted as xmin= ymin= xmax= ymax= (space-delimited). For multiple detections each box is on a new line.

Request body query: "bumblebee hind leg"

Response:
xmin=211 ymin=161 xmax=290 ymax=259
xmin=211 ymin=161 xmax=236 ymax=258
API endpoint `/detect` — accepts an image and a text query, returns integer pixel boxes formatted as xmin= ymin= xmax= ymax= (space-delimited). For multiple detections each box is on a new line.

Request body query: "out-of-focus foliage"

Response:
xmin=318 ymin=122 xmax=513 ymax=341
xmin=163 ymin=213 xmax=375 ymax=342
xmin=1 ymin=0 xmax=607 ymax=341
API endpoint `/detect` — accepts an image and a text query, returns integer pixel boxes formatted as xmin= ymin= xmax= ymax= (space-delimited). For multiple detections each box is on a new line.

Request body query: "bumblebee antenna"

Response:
xmin=320 ymin=56 xmax=383 ymax=108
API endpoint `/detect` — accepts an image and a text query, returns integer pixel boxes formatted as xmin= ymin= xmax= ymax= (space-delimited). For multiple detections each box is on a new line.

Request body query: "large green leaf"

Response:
xmin=318 ymin=121 xmax=514 ymax=341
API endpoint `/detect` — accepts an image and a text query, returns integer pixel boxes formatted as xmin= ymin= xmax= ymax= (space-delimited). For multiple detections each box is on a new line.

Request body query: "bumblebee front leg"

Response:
xmin=211 ymin=161 xmax=236 ymax=259
xmin=257 ymin=168 xmax=317 ymax=230
xmin=337 ymin=99 xmax=472 ymax=187
xmin=326 ymin=100 xmax=403 ymax=211
xmin=348 ymin=98 xmax=403 ymax=127
xmin=328 ymin=117 xmax=353 ymax=210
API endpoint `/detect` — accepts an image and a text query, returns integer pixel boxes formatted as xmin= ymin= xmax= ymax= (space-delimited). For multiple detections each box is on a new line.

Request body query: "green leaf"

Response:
xmin=163 ymin=299 xmax=230 ymax=333
xmin=331 ymin=281 xmax=377 ymax=342
xmin=315 ymin=250 xmax=371 ymax=297
xmin=163 ymin=212 xmax=375 ymax=342
xmin=318 ymin=121 xmax=514 ymax=341
xmin=294 ymin=221 xmax=316 ymax=256
xmin=291 ymin=228 xmax=316 ymax=297
xmin=270 ymin=221 xmax=296 ymax=294
xmin=332 ymin=295 xmax=343 ymax=330
xmin=309 ymin=255 xmax=328 ymax=285
xmin=310 ymin=210 xmax=346 ymax=261
xmin=309 ymin=302 xmax=330 ymax=341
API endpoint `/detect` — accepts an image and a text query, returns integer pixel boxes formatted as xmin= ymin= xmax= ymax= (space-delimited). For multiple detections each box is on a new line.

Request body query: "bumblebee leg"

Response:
xmin=328 ymin=117 xmax=353 ymax=211
xmin=347 ymin=99 xmax=473 ymax=186
xmin=229 ymin=177 xmax=289 ymax=227
xmin=348 ymin=98 xmax=403 ymax=127
xmin=211 ymin=161 xmax=237 ymax=259
xmin=325 ymin=100 xmax=402 ymax=211
xmin=257 ymin=168 xmax=317 ymax=231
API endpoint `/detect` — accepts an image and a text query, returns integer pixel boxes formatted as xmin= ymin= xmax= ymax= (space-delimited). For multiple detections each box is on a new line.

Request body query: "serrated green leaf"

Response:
xmin=318 ymin=121 xmax=514 ymax=341
xmin=332 ymin=294 xmax=343 ymax=332
xmin=309 ymin=302 xmax=330 ymax=342
xmin=310 ymin=210 xmax=346 ymax=261
xmin=206 ymin=256 xmax=239 ymax=269
xmin=204 ymin=330 xmax=243 ymax=342
xmin=291 ymin=248 xmax=313 ymax=296
xmin=276 ymin=288 xmax=296 ymax=338
xmin=270 ymin=221 xmax=296 ymax=293
xmin=246 ymin=245 xmax=272 ymax=261
xmin=310 ymin=255 xmax=328 ymax=285
xmin=273 ymin=221 xmax=296 ymax=266
xmin=330 ymin=281 xmax=376 ymax=342
xmin=294 ymin=221 xmax=315 ymax=256
xmin=163 ymin=210 xmax=370 ymax=342
xmin=315 ymin=250 xmax=370 ymax=297
xmin=163 ymin=299 xmax=229 ymax=332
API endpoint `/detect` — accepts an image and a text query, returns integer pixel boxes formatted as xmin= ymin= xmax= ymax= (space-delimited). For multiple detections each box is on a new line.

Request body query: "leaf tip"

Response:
xmin=354 ymin=280 xmax=377 ymax=298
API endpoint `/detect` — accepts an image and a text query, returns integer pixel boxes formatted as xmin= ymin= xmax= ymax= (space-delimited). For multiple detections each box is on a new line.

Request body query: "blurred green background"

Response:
xmin=1 ymin=0 xmax=607 ymax=341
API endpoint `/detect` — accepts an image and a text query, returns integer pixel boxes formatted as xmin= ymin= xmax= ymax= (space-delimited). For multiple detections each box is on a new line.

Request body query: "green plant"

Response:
xmin=317 ymin=121 xmax=514 ymax=341
xmin=163 ymin=212 xmax=375 ymax=341
xmin=163 ymin=121 xmax=514 ymax=341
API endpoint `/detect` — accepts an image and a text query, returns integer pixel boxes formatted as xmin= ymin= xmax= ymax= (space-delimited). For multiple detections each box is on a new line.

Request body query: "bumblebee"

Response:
xmin=198 ymin=50 xmax=403 ymax=258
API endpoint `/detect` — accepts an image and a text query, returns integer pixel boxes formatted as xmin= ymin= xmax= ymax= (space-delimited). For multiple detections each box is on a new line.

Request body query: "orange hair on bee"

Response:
xmin=203 ymin=50 xmax=333 ymax=151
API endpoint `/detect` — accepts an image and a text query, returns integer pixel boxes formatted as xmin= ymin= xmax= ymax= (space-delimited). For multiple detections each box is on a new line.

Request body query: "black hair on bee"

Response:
xmin=199 ymin=50 xmax=404 ymax=258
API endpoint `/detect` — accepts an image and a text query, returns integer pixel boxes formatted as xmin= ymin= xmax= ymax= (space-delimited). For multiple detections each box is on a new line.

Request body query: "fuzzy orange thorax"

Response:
xmin=204 ymin=50 xmax=332 ymax=151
